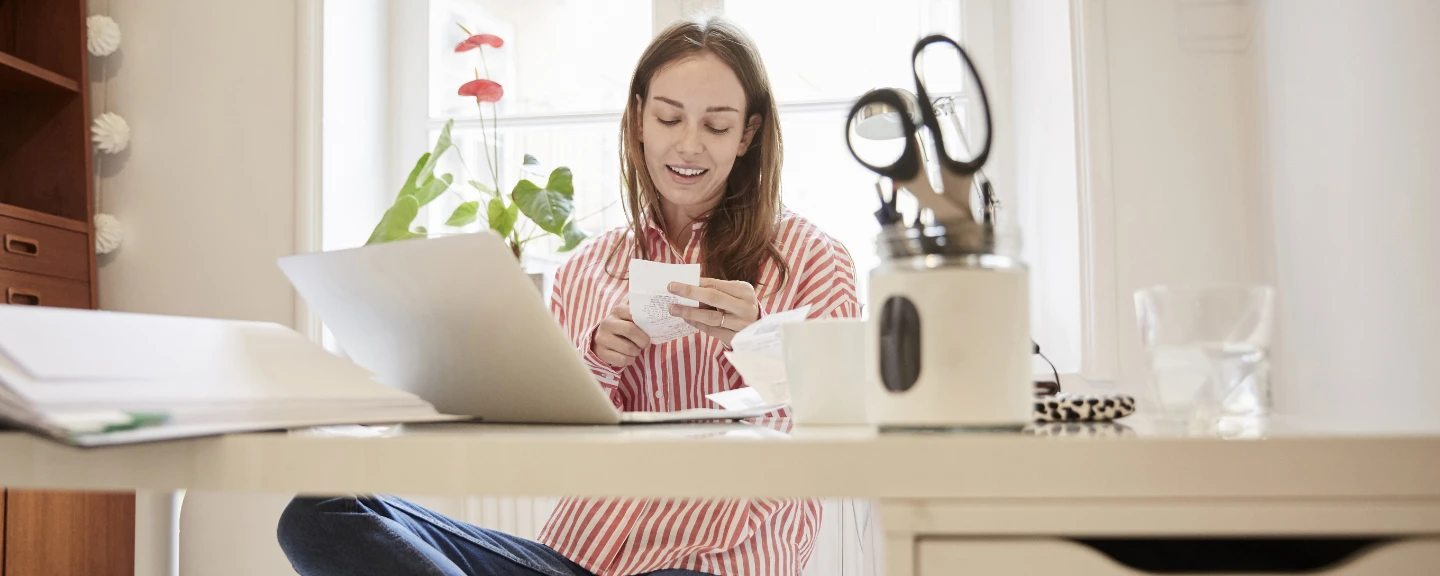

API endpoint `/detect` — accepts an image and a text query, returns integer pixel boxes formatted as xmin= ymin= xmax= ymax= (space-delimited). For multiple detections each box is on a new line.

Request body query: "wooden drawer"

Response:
xmin=919 ymin=537 xmax=1440 ymax=576
xmin=0 ymin=213 xmax=90 ymax=282
xmin=0 ymin=268 xmax=89 ymax=308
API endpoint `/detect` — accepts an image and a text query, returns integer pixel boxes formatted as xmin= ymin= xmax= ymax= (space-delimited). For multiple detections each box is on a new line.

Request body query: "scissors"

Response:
xmin=846 ymin=35 xmax=994 ymax=225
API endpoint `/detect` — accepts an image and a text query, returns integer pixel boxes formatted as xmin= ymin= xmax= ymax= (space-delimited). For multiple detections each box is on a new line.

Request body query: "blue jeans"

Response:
xmin=278 ymin=495 xmax=716 ymax=576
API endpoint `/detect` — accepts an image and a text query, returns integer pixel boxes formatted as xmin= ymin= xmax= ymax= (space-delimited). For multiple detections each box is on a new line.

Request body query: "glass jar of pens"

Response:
xmin=846 ymin=35 xmax=1033 ymax=429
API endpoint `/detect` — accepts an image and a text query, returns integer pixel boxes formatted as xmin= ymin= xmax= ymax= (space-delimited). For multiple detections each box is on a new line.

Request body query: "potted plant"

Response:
xmin=365 ymin=25 xmax=590 ymax=269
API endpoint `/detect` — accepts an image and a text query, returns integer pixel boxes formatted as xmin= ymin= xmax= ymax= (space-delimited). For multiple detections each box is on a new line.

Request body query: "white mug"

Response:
xmin=781 ymin=319 xmax=871 ymax=425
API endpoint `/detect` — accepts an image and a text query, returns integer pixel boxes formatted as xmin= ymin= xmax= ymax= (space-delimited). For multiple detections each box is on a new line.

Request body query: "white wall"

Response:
xmin=1088 ymin=0 xmax=1269 ymax=396
xmin=173 ymin=3 xmax=401 ymax=575
xmin=94 ymin=0 xmax=297 ymax=324
xmin=86 ymin=0 xmax=301 ymax=573
xmin=1083 ymin=0 xmax=1440 ymax=426
xmin=1259 ymin=0 xmax=1440 ymax=426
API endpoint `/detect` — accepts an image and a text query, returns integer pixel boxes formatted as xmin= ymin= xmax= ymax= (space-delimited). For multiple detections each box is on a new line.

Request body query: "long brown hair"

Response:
xmin=610 ymin=15 xmax=788 ymax=291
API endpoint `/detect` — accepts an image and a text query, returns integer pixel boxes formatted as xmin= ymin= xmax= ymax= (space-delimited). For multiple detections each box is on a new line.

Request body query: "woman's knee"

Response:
xmin=276 ymin=495 xmax=362 ymax=551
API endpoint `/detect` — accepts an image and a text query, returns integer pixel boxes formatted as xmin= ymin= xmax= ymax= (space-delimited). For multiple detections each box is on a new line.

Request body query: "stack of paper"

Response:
xmin=0 ymin=306 xmax=452 ymax=447
xmin=722 ymin=305 xmax=813 ymax=404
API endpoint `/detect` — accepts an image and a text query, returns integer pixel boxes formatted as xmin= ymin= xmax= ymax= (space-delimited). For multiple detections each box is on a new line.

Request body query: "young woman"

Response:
xmin=277 ymin=16 xmax=858 ymax=576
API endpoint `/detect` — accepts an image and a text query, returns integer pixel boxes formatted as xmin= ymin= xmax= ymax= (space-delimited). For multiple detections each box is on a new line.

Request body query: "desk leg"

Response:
xmin=134 ymin=490 xmax=182 ymax=576
xmin=879 ymin=501 xmax=917 ymax=576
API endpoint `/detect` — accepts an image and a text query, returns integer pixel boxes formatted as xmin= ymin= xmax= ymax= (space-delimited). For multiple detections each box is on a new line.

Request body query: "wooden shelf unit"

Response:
xmin=0 ymin=0 xmax=96 ymax=306
xmin=0 ymin=51 xmax=80 ymax=94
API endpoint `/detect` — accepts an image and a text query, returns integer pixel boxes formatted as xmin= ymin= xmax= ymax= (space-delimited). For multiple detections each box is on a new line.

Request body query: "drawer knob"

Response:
xmin=4 ymin=234 xmax=40 ymax=257
xmin=6 ymin=287 xmax=41 ymax=306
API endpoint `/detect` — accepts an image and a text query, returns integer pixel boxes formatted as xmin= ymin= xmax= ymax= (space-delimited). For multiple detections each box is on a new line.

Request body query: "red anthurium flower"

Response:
xmin=455 ymin=34 xmax=504 ymax=52
xmin=458 ymin=78 xmax=504 ymax=103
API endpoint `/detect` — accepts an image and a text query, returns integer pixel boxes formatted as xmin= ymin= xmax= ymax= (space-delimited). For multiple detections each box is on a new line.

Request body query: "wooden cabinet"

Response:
xmin=0 ymin=267 xmax=91 ymax=308
xmin=0 ymin=490 xmax=6 ymax=570
xmin=0 ymin=210 xmax=93 ymax=282
xmin=4 ymin=491 xmax=135 ymax=576
xmin=1 ymin=0 xmax=133 ymax=574
xmin=0 ymin=0 xmax=97 ymax=306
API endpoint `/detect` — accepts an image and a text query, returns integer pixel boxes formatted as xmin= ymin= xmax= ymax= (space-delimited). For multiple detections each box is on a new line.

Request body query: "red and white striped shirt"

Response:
xmin=537 ymin=210 xmax=860 ymax=576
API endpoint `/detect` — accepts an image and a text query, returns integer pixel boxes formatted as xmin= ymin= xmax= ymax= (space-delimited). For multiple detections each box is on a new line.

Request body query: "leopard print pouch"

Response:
xmin=1033 ymin=393 xmax=1137 ymax=423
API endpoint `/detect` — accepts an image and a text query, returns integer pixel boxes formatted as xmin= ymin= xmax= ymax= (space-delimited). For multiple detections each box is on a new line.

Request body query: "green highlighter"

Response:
xmin=54 ymin=410 xmax=171 ymax=436
xmin=102 ymin=412 xmax=170 ymax=433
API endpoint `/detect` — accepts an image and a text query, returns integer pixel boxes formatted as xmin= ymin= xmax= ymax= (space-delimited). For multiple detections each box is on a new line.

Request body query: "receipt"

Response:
xmin=705 ymin=387 xmax=770 ymax=411
xmin=721 ymin=305 xmax=812 ymax=404
xmin=629 ymin=259 xmax=701 ymax=344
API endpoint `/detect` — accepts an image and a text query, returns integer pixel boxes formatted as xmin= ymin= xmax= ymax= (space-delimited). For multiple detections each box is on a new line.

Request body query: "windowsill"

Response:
xmin=1038 ymin=373 xmax=1119 ymax=395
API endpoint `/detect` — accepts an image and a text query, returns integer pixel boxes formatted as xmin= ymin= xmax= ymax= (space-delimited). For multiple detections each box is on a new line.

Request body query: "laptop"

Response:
xmin=277 ymin=233 xmax=783 ymax=424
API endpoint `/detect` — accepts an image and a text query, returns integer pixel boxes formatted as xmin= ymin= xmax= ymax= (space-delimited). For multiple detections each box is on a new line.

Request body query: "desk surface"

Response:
xmin=2 ymin=418 xmax=1438 ymax=499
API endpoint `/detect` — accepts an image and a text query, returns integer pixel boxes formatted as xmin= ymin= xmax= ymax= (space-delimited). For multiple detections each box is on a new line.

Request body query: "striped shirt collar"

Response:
xmin=640 ymin=208 xmax=709 ymax=258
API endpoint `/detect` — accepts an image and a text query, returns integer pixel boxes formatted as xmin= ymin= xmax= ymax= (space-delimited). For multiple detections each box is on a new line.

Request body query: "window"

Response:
xmin=421 ymin=0 xmax=971 ymax=296
xmin=326 ymin=0 xmax=1082 ymax=375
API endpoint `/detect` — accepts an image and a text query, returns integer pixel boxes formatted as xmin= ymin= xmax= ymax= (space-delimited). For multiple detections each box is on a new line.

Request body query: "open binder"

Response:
xmin=0 ymin=305 xmax=455 ymax=447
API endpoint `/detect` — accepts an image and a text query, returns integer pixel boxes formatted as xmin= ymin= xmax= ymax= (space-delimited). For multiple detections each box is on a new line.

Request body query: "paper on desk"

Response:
xmin=0 ymin=305 xmax=452 ymax=447
xmin=706 ymin=387 xmax=770 ymax=411
xmin=629 ymin=259 xmax=701 ymax=344
xmin=722 ymin=305 xmax=812 ymax=404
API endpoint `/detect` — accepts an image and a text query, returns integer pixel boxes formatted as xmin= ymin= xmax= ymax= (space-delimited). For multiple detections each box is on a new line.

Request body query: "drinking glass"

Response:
xmin=1135 ymin=284 xmax=1275 ymax=429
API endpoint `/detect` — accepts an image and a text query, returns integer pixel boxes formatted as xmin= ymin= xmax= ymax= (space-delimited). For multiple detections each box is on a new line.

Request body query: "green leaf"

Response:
xmin=511 ymin=179 xmax=573 ymax=235
xmin=446 ymin=200 xmax=480 ymax=227
xmin=558 ymin=220 xmax=588 ymax=252
xmin=523 ymin=154 xmax=540 ymax=168
xmin=412 ymin=226 xmax=428 ymax=235
xmin=487 ymin=197 xmax=519 ymax=237
xmin=398 ymin=153 xmax=431 ymax=199
xmin=412 ymin=173 xmax=453 ymax=208
xmin=468 ymin=179 xmax=495 ymax=197
xmin=365 ymin=195 xmax=422 ymax=245
xmin=546 ymin=167 xmax=575 ymax=199
xmin=416 ymin=120 xmax=454 ymax=185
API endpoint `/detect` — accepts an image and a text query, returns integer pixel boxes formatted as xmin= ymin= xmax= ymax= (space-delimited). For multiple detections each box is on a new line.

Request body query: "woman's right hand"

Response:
xmin=592 ymin=305 xmax=651 ymax=368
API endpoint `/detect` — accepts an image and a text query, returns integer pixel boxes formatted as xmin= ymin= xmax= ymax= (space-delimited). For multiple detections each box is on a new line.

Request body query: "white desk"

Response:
xmin=3 ymin=418 xmax=1440 ymax=575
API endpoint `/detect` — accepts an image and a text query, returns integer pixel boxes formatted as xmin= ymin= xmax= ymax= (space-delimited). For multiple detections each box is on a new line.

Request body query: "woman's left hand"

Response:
xmin=667 ymin=278 xmax=760 ymax=346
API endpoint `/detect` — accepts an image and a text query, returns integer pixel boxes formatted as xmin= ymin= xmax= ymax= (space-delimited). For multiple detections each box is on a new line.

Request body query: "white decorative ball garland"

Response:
xmin=94 ymin=213 xmax=123 ymax=255
xmin=91 ymin=12 xmax=126 ymax=255
xmin=87 ymin=15 xmax=122 ymax=57
xmin=92 ymin=112 xmax=130 ymax=155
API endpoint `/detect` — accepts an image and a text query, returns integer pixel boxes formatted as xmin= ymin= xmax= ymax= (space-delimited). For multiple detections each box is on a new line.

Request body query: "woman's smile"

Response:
xmin=664 ymin=163 xmax=710 ymax=184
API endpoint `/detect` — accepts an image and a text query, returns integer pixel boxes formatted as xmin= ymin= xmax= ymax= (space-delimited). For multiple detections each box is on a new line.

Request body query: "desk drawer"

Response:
xmin=0 ymin=214 xmax=90 ymax=282
xmin=0 ymin=269 xmax=90 ymax=309
xmin=919 ymin=537 xmax=1440 ymax=576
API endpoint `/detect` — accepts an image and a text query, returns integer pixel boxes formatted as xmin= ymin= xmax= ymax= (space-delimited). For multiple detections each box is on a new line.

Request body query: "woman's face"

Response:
xmin=640 ymin=52 xmax=760 ymax=217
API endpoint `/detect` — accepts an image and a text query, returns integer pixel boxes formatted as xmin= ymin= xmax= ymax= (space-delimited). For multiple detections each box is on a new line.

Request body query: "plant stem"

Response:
xmin=478 ymin=48 xmax=501 ymax=195
xmin=479 ymin=47 xmax=493 ymax=90
xmin=476 ymin=100 xmax=499 ymax=191
xmin=492 ymin=101 xmax=501 ymax=196
xmin=510 ymin=230 xmax=524 ymax=259
xmin=517 ymin=231 xmax=550 ymax=244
